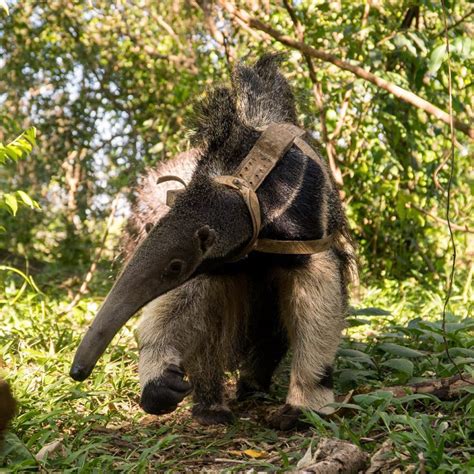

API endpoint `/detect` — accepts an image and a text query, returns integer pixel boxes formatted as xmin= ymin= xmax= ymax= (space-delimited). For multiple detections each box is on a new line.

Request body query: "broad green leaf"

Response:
xmin=338 ymin=348 xmax=371 ymax=359
xmin=429 ymin=44 xmax=446 ymax=74
xmin=327 ymin=402 xmax=363 ymax=411
xmin=352 ymin=393 xmax=381 ymax=406
xmin=394 ymin=394 xmax=434 ymax=403
xmin=4 ymin=193 xmax=18 ymax=216
xmin=23 ymin=126 xmax=36 ymax=144
xmin=4 ymin=146 xmax=20 ymax=161
xmin=447 ymin=347 xmax=474 ymax=358
xmin=394 ymin=35 xmax=417 ymax=56
xmin=338 ymin=369 xmax=363 ymax=385
xmin=381 ymin=358 xmax=414 ymax=376
xmin=0 ymin=432 xmax=35 ymax=464
xmin=354 ymin=391 xmax=393 ymax=407
xmin=347 ymin=318 xmax=371 ymax=327
xmin=16 ymin=190 xmax=38 ymax=209
xmin=0 ymin=128 xmax=36 ymax=163
xmin=407 ymin=32 xmax=426 ymax=53
xmin=452 ymin=357 xmax=474 ymax=366
xmin=379 ymin=343 xmax=424 ymax=358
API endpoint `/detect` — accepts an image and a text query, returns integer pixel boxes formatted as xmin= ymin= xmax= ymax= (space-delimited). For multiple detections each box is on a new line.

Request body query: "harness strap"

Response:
xmin=156 ymin=175 xmax=187 ymax=207
xmin=235 ymin=123 xmax=306 ymax=191
xmin=214 ymin=176 xmax=261 ymax=260
xmin=162 ymin=122 xmax=336 ymax=257
xmin=255 ymin=234 xmax=335 ymax=255
xmin=218 ymin=123 xmax=336 ymax=257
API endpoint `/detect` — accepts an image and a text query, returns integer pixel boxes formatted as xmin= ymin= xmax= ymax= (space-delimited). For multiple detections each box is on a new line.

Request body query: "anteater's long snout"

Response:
xmin=70 ymin=223 xmax=216 ymax=381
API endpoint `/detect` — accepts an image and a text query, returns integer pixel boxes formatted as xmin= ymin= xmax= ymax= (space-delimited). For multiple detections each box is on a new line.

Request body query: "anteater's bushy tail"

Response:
xmin=191 ymin=54 xmax=297 ymax=150
xmin=233 ymin=54 xmax=297 ymax=129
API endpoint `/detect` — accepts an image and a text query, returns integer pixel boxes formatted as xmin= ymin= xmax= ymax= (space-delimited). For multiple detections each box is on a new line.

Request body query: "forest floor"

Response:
xmin=0 ymin=263 xmax=473 ymax=472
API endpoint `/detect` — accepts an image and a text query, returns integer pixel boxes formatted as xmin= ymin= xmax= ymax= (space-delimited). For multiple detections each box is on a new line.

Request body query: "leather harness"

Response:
xmin=162 ymin=123 xmax=336 ymax=258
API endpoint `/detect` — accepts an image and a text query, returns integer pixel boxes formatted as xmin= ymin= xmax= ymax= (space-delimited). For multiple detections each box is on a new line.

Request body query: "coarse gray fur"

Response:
xmin=123 ymin=149 xmax=199 ymax=261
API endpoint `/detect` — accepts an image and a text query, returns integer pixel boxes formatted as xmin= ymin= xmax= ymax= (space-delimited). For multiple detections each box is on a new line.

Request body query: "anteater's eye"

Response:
xmin=163 ymin=259 xmax=185 ymax=278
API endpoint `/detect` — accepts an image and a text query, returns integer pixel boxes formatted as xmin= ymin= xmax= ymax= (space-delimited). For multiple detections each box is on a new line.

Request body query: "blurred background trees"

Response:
xmin=0 ymin=0 xmax=472 ymax=287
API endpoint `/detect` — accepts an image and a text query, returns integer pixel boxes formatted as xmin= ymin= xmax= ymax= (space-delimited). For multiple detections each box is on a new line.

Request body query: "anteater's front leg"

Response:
xmin=270 ymin=252 xmax=347 ymax=430
xmin=138 ymin=281 xmax=195 ymax=417
xmin=138 ymin=273 xmax=248 ymax=425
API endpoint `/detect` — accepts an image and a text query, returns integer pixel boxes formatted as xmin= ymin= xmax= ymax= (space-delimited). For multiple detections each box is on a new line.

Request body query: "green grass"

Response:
xmin=1 ymin=265 xmax=473 ymax=472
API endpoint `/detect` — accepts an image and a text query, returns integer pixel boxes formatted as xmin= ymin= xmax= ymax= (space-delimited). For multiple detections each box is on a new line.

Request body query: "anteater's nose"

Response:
xmin=70 ymin=364 xmax=91 ymax=381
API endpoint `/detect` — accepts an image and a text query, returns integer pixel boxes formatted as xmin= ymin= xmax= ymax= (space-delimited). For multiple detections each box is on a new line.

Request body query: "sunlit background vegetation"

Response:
xmin=1 ymin=0 xmax=472 ymax=471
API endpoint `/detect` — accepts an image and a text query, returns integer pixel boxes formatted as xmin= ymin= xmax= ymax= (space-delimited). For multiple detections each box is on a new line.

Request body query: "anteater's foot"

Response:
xmin=140 ymin=364 xmax=192 ymax=415
xmin=192 ymin=404 xmax=235 ymax=426
xmin=267 ymin=404 xmax=311 ymax=431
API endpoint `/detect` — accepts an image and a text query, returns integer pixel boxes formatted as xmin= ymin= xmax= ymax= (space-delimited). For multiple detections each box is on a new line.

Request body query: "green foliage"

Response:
xmin=0 ymin=274 xmax=472 ymax=470
xmin=0 ymin=127 xmax=36 ymax=164
xmin=0 ymin=128 xmax=39 ymax=228
xmin=311 ymin=298 xmax=473 ymax=472
xmin=0 ymin=0 xmax=8 ymax=15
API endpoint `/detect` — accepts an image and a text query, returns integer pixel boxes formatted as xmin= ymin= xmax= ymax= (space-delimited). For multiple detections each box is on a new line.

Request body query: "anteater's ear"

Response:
xmin=195 ymin=225 xmax=216 ymax=255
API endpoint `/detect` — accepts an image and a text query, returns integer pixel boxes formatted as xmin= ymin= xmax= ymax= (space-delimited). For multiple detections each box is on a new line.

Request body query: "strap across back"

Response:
xmin=163 ymin=122 xmax=336 ymax=258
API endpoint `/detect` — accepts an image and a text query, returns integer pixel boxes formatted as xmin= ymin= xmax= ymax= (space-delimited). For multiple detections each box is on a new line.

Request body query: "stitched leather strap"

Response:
xmin=255 ymin=234 xmax=335 ymax=255
xmin=156 ymin=175 xmax=187 ymax=207
xmin=214 ymin=123 xmax=335 ymax=257
xmin=235 ymin=123 xmax=306 ymax=190
xmin=214 ymin=175 xmax=261 ymax=260
xmin=163 ymin=122 xmax=336 ymax=257
xmin=156 ymin=175 xmax=188 ymax=187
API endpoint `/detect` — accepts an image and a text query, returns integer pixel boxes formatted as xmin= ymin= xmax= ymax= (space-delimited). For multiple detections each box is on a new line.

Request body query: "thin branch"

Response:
xmin=440 ymin=0 xmax=472 ymax=386
xmin=361 ymin=0 xmax=371 ymax=29
xmin=408 ymin=203 xmax=474 ymax=234
xmin=335 ymin=374 xmax=474 ymax=408
xmin=220 ymin=2 xmax=474 ymax=140
xmin=329 ymin=86 xmax=353 ymax=141
xmin=432 ymin=149 xmax=451 ymax=190
xmin=435 ymin=7 xmax=474 ymax=38
xmin=195 ymin=0 xmax=236 ymax=63
xmin=377 ymin=31 xmax=397 ymax=46
xmin=371 ymin=374 xmax=474 ymax=400
xmin=232 ymin=14 xmax=266 ymax=42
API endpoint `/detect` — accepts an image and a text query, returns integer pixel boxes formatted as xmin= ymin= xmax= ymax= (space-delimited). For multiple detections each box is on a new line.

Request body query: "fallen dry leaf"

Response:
xmin=296 ymin=445 xmax=314 ymax=470
xmin=35 ymin=438 xmax=65 ymax=462
xmin=243 ymin=448 xmax=266 ymax=458
xmin=228 ymin=448 xmax=266 ymax=459
xmin=228 ymin=450 xmax=243 ymax=457
xmin=295 ymin=437 xmax=367 ymax=473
